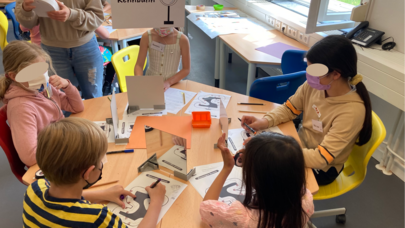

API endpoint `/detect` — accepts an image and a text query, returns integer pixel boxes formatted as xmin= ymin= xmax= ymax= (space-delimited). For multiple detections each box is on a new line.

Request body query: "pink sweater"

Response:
xmin=3 ymin=82 xmax=84 ymax=166
xmin=200 ymin=189 xmax=314 ymax=228
xmin=20 ymin=24 xmax=41 ymax=46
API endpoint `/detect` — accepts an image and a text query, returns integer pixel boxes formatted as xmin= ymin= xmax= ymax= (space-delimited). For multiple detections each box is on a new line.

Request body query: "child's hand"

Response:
xmin=145 ymin=182 xmax=166 ymax=204
xmin=217 ymin=133 xmax=234 ymax=171
xmin=241 ymin=115 xmax=269 ymax=132
xmin=103 ymin=185 xmax=136 ymax=209
xmin=163 ymin=81 xmax=170 ymax=92
xmin=22 ymin=0 xmax=36 ymax=11
xmin=49 ymin=75 xmax=69 ymax=89
xmin=47 ymin=1 xmax=71 ymax=22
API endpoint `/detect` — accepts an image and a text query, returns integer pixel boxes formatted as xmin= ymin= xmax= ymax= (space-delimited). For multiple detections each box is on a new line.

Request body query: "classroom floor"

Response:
xmin=0 ymin=20 xmax=404 ymax=228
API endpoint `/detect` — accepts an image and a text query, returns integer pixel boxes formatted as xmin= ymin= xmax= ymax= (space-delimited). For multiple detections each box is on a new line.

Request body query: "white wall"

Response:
xmin=367 ymin=0 xmax=404 ymax=53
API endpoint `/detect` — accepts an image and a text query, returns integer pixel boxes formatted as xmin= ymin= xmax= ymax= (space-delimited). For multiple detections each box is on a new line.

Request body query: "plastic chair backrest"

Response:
xmin=0 ymin=11 xmax=9 ymax=50
xmin=314 ymin=112 xmax=386 ymax=200
xmin=281 ymin=50 xmax=307 ymax=75
xmin=0 ymin=106 xmax=27 ymax=184
xmin=5 ymin=2 xmax=22 ymax=41
xmin=249 ymin=71 xmax=306 ymax=104
xmin=111 ymin=45 xmax=147 ymax=93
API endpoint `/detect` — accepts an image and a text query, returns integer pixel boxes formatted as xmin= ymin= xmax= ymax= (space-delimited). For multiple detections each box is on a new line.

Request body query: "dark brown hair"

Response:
xmin=243 ymin=132 xmax=308 ymax=228
xmin=306 ymin=35 xmax=372 ymax=145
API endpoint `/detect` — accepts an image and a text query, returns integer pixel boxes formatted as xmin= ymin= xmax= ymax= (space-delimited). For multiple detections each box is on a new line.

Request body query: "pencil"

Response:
xmin=237 ymin=103 xmax=263 ymax=105
xmin=238 ymin=110 xmax=267 ymax=114
xmin=107 ymin=97 xmax=111 ymax=102
xmin=182 ymin=92 xmax=186 ymax=104
xmin=90 ymin=180 xmax=118 ymax=188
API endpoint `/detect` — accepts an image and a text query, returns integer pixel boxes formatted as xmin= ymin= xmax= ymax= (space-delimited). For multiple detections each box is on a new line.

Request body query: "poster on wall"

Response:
xmin=111 ymin=0 xmax=186 ymax=29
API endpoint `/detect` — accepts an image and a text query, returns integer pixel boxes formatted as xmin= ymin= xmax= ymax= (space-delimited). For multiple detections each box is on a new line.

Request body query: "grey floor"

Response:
xmin=0 ymin=19 xmax=404 ymax=228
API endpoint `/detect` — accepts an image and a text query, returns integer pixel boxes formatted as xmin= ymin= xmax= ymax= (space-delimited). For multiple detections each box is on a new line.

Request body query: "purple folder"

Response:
xmin=256 ymin=42 xmax=303 ymax=59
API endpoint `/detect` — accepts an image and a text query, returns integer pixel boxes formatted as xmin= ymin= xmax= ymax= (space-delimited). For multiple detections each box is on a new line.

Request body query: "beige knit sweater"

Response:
xmin=15 ymin=0 xmax=104 ymax=48
xmin=264 ymin=82 xmax=365 ymax=172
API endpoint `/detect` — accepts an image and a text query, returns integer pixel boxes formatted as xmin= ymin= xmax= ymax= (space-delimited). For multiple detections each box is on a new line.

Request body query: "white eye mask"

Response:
xmin=15 ymin=62 xmax=53 ymax=97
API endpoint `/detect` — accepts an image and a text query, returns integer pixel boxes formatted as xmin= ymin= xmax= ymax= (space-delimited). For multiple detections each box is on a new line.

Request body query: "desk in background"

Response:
xmin=22 ymin=80 xmax=319 ymax=228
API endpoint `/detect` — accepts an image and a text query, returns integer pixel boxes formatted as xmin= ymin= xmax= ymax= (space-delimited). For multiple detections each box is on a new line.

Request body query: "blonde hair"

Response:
xmin=0 ymin=41 xmax=56 ymax=100
xmin=36 ymin=118 xmax=108 ymax=186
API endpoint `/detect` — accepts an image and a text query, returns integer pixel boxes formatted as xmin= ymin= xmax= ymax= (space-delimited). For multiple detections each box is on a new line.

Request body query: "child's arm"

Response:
xmin=163 ymin=34 xmax=191 ymax=91
xmin=203 ymin=133 xmax=235 ymax=201
xmin=95 ymin=26 xmax=110 ymax=39
xmin=138 ymin=183 xmax=166 ymax=228
xmin=82 ymin=185 xmax=136 ymax=208
xmin=134 ymin=32 xmax=149 ymax=76
xmin=49 ymin=75 xmax=84 ymax=113
xmin=15 ymin=0 xmax=39 ymax=29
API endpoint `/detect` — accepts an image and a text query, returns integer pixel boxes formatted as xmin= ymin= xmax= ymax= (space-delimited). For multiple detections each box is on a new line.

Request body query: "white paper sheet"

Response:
xmin=108 ymin=171 xmax=187 ymax=227
xmin=104 ymin=25 xmax=116 ymax=34
xmin=189 ymin=162 xmax=245 ymax=205
xmin=164 ymin=88 xmax=196 ymax=114
xmin=227 ymin=127 xmax=284 ymax=154
xmin=184 ymin=91 xmax=231 ymax=119
xmin=94 ymin=121 xmax=115 ymax=143
xmin=157 ymin=145 xmax=187 ymax=173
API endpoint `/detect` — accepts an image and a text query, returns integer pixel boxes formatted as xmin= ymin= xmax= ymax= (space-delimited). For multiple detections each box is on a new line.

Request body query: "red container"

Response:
xmin=192 ymin=111 xmax=211 ymax=128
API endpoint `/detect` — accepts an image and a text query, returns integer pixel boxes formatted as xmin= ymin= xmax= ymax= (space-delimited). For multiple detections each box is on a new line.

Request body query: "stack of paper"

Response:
xmin=32 ymin=0 xmax=60 ymax=17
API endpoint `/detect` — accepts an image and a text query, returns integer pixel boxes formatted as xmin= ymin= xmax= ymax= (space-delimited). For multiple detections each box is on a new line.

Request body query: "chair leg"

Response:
xmin=311 ymin=208 xmax=346 ymax=218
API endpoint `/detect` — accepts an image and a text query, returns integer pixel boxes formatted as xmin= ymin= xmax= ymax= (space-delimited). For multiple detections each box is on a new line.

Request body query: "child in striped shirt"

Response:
xmin=23 ymin=118 xmax=166 ymax=228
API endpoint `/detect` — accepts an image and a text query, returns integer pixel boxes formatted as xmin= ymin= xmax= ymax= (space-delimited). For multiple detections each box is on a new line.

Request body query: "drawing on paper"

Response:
xmin=174 ymin=147 xmax=186 ymax=160
xmin=109 ymin=186 xmax=169 ymax=227
xmin=193 ymin=95 xmax=229 ymax=110
xmin=158 ymin=145 xmax=187 ymax=173
xmin=205 ymin=178 xmax=245 ymax=205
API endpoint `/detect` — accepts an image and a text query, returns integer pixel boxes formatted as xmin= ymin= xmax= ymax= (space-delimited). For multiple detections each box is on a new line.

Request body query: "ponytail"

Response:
xmin=0 ymin=76 xmax=13 ymax=100
xmin=355 ymin=81 xmax=372 ymax=145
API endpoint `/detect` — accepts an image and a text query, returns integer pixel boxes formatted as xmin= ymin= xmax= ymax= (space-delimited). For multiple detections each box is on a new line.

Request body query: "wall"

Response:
xmin=367 ymin=0 xmax=404 ymax=53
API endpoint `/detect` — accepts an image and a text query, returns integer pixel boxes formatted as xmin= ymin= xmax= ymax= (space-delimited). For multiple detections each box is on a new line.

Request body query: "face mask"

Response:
xmin=306 ymin=63 xmax=333 ymax=91
xmin=14 ymin=62 xmax=53 ymax=96
xmin=83 ymin=163 xmax=103 ymax=189
xmin=154 ymin=27 xmax=174 ymax=37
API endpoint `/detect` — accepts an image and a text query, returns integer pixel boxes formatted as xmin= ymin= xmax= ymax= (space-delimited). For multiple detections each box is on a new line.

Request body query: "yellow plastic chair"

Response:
xmin=311 ymin=111 xmax=386 ymax=224
xmin=0 ymin=11 xmax=9 ymax=51
xmin=111 ymin=45 xmax=147 ymax=93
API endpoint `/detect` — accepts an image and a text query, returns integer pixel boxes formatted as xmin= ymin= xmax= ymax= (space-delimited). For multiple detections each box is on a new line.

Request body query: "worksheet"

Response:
xmin=164 ymin=88 xmax=197 ymax=114
xmin=94 ymin=120 xmax=135 ymax=142
xmin=157 ymin=145 xmax=187 ymax=173
xmin=227 ymin=127 xmax=284 ymax=154
xmin=94 ymin=121 xmax=115 ymax=143
xmin=189 ymin=162 xmax=245 ymax=205
xmin=184 ymin=91 xmax=231 ymax=119
xmin=108 ymin=171 xmax=187 ymax=227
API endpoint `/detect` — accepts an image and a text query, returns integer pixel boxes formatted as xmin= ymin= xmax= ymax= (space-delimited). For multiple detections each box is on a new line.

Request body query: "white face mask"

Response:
xmin=15 ymin=62 xmax=52 ymax=96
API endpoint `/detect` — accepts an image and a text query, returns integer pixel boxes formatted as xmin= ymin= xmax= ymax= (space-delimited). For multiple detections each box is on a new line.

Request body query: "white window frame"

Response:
xmin=318 ymin=0 xmax=353 ymax=21
xmin=306 ymin=0 xmax=355 ymax=33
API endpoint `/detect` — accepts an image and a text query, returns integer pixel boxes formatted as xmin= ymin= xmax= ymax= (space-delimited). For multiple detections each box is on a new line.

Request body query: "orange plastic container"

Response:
xmin=192 ymin=111 xmax=211 ymax=128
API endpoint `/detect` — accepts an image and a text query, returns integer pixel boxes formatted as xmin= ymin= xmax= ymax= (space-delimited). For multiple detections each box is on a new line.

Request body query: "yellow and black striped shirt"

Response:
xmin=23 ymin=179 xmax=126 ymax=228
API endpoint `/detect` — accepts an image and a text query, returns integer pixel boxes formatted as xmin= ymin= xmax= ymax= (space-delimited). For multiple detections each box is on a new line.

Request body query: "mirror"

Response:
xmin=144 ymin=126 xmax=193 ymax=180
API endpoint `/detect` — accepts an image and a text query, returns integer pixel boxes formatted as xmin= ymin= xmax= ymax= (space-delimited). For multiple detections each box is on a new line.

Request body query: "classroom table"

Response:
xmin=100 ymin=10 xmax=151 ymax=53
xmin=185 ymin=5 xmax=309 ymax=95
xmin=22 ymin=80 xmax=319 ymax=228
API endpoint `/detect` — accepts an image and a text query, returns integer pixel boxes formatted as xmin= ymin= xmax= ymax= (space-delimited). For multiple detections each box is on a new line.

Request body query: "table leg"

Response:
xmin=219 ymin=38 xmax=226 ymax=89
xmin=214 ymin=37 xmax=220 ymax=87
xmin=112 ymin=41 xmax=119 ymax=54
xmin=246 ymin=63 xmax=256 ymax=95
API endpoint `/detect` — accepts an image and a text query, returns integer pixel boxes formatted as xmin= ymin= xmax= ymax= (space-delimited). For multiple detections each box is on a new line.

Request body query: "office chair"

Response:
xmin=111 ymin=45 xmax=147 ymax=92
xmin=281 ymin=50 xmax=307 ymax=75
xmin=0 ymin=106 xmax=27 ymax=185
xmin=249 ymin=71 xmax=306 ymax=104
xmin=0 ymin=11 xmax=9 ymax=50
xmin=312 ymin=112 xmax=386 ymax=224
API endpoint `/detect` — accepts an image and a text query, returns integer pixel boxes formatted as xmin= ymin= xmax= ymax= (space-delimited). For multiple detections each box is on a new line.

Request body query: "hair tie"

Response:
xmin=350 ymin=74 xmax=363 ymax=85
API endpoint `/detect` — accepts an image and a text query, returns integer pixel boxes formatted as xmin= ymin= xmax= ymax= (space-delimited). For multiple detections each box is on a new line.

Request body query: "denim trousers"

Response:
xmin=41 ymin=36 xmax=103 ymax=99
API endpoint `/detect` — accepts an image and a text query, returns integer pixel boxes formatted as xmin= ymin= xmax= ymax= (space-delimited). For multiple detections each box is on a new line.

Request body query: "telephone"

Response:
xmin=344 ymin=21 xmax=385 ymax=47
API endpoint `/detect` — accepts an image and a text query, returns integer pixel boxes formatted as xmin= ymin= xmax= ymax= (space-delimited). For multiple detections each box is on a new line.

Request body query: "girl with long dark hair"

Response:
xmin=241 ymin=35 xmax=372 ymax=185
xmin=200 ymin=132 xmax=314 ymax=228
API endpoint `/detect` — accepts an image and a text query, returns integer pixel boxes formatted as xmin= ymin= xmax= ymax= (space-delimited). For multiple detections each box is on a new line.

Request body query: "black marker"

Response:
xmin=151 ymin=178 xmax=161 ymax=188
xmin=238 ymin=118 xmax=256 ymax=135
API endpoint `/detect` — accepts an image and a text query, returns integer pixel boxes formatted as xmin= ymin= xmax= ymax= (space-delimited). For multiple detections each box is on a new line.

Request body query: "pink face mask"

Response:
xmin=154 ymin=27 xmax=174 ymax=37
xmin=306 ymin=64 xmax=333 ymax=90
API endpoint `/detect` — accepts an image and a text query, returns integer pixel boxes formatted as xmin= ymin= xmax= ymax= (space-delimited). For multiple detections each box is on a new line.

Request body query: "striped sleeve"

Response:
xmin=96 ymin=206 xmax=127 ymax=228
xmin=264 ymin=83 xmax=306 ymax=127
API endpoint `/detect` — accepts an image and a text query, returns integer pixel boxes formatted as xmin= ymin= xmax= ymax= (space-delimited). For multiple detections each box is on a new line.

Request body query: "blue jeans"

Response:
xmin=41 ymin=36 xmax=103 ymax=99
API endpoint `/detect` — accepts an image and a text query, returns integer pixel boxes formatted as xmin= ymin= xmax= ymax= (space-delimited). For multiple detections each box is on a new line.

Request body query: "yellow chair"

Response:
xmin=111 ymin=45 xmax=147 ymax=93
xmin=0 ymin=11 xmax=9 ymax=51
xmin=311 ymin=111 xmax=386 ymax=224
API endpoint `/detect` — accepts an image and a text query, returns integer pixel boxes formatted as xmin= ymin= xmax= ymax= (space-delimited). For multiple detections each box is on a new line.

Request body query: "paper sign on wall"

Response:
xmin=111 ymin=0 xmax=186 ymax=29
